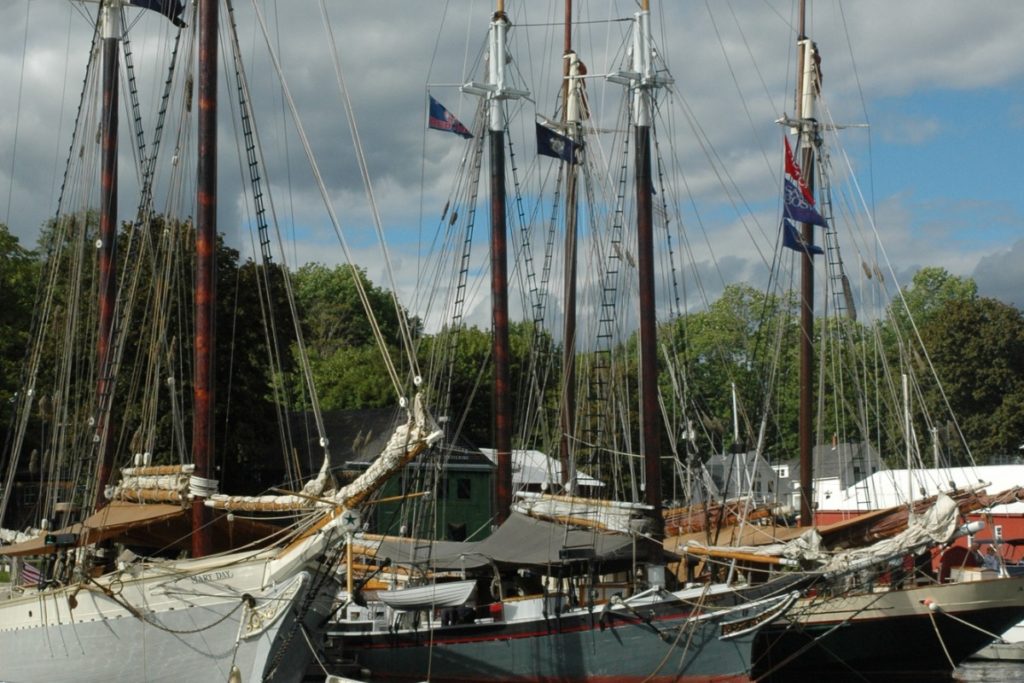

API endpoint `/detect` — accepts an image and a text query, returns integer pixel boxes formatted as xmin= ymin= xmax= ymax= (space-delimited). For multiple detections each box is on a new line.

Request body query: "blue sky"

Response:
xmin=1 ymin=1 xmax=1022 ymax=318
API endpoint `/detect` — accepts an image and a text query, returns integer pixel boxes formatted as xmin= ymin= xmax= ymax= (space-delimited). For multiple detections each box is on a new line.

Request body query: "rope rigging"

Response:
xmin=248 ymin=0 xmax=413 ymax=406
xmin=224 ymin=0 xmax=325 ymax=486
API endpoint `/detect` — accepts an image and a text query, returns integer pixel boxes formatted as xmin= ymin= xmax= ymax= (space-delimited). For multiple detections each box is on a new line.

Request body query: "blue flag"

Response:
xmin=782 ymin=219 xmax=824 ymax=255
xmin=783 ymin=137 xmax=827 ymax=227
xmin=428 ymin=96 xmax=473 ymax=139
xmin=783 ymin=178 xmax=828 ymax=227
xmin=536 ymin=122 xmax=578 ymax=164
xmin=129 ymin=0 xmax=186 ymax=27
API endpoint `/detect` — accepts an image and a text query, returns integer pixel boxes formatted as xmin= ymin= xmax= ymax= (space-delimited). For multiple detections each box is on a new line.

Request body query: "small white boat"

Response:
xmin=376 ymin=579 xmax=477 ymax=609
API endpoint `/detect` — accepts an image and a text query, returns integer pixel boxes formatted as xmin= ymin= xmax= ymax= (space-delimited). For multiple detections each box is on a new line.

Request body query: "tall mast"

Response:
xmin=609 ymin=0 xmax=671 ymax=540
xmin=795 ymin=0 xmax=819 ymax=527
xmin=462 ymin=1 xmax=528 ymax=524
xmin=192 ymin=0 xmax=218 ymax=557
xmin=558 ymin=0 xmax=578 ymax=490
xmin=93 ymin=0 xmax=120 ymax=511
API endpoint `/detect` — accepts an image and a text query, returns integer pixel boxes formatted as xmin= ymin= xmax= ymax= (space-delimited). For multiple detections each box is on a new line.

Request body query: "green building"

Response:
xmin=306 ymin=408 xmax=495 ymax=541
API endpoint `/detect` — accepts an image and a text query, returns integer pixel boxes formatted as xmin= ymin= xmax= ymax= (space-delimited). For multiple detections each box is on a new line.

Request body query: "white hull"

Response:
xmin=754 ymin=576 xmax=1024 ymax=677
xmin=0 ymin=551 xmax=336 ymax=683
xmin=790 ymin=574 xmax=1024 ymax=625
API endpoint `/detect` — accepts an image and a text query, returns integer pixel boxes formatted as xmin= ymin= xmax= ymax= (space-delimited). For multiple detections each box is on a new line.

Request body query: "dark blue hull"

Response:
xmin=329 ymin=594 xmax=793 ymax=682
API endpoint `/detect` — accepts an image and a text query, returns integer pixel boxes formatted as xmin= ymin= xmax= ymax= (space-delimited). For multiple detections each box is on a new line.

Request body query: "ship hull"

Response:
xmin=0 ymin=554 xmax=336 ymax=683
xmin=753 ymin=575 xmax=1024 ymax=681
xmin=330 ymin=593 xmax=794 ymax=683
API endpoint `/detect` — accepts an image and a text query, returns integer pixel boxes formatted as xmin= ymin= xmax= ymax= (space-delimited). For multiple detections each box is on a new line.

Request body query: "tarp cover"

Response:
xmin=0 ymin=501 xmax=184 ymax=557
xmin=358 ymin=512 xmax=655 ymax=571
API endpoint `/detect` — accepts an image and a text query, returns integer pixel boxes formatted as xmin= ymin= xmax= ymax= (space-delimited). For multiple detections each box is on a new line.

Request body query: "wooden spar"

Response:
xmin=460 ymin=3 xmax=527 ymax=524
xmin=486 ymin=6 xmax=513 ymax=524
xmin=267 ymin=488 xmax=431 ymax=508
xmin=490 ymin=127 xmax=512 ymax=524
xmin=637 ymin=122 xmax=661 ymax=535
xmin=634 ymin=7 xmax=663 ymax=540
xmin=678 ymin=545 xmax=795 ymax=567
xmin=192 ymin=0 xmax=218 ymax=558
xmin=346 ymin=537 xmax=354 ymax=594
xmin=558 ymin=0 xmax=577 ymax=488
xmin=605 ymin=2 xmax=669 ymax=540
xmin=795 ymin=0 xmax=816 ymax=528
xmin=94 ymin=0 xmax=119 ymax=512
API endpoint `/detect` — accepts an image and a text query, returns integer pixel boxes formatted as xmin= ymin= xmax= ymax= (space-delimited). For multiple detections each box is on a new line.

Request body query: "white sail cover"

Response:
xmin=512 ymin=491 xmax=652 ymax=533
xmin=820 ymin=493 xmax=960 ymax=574
xmin=683 ymin=494 xmax=961 ymax=571
xmin=205 ymin=394 xmax=442 ymax=512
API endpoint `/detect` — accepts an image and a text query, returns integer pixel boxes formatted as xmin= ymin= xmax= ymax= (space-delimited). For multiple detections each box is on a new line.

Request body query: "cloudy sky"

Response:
xmin=2 ymin=0 xmax=1023 ymax=327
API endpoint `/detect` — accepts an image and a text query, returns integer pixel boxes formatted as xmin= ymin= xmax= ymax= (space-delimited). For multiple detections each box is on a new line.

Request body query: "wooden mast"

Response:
xmin=558 ymin=0 xmax=578 ymax=490
xmin=795 ymin=0 xmax=818 ymax=527
xmin=459 ymin=0 xmax=528 ymax=524
xmin=634 ymin=0 xmax=663 ymax=540
xmin=192 ymin=0 xmax=218 ymax=557
xmin=93 ymin=0 xmax=120 ymax=511
xmin=488 ymin=4 xmax=512 ymax=525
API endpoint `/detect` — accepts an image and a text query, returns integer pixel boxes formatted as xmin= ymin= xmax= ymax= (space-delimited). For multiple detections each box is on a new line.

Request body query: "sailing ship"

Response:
xmin=325 ymin=2 xmax=806 ymax=681
xmin=691 ymin=1 xmax=1024 ymax=678
xmin=0 ymin=1 xmax=440 ymax=681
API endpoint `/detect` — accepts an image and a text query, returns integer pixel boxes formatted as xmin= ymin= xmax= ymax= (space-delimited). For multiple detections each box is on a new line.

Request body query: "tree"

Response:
xmin=290 ymin=262 xmax=418 ymax=412
xmin=919 ymin=296 xmax=1024 ymax=461
xmin=896 ymin=267 xmax=977 ymax=331
xmin=294 ymin=263 xmax=415 ymax=355
xmin=0 ymin=224 xmax=38 ymax=407
xmin=667 ymin=283 xmax=798 ymax=459
xmin=415 ymin=321 xmax=557 ymax=450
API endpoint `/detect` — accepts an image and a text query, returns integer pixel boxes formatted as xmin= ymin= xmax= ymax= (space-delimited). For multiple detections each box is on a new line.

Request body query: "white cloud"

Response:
xmin=1 ymin=0 xmax=1021 ymax=322
xmin=973 ymin=240 xmax=1024 ymax=308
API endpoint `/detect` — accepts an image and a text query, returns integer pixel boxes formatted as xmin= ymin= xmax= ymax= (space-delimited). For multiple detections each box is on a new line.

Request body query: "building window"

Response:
xmin=456 ymin=477 xmax=472 ymax=500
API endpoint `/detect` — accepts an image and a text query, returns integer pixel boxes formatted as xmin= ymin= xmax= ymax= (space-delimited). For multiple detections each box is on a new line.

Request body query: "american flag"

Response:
xmin=19 ymin=560 xmax=42 ymax=587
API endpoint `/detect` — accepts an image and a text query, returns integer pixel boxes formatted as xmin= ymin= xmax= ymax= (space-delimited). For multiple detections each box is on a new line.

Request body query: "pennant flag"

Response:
xmin=782 ymin=219 xmax=824 ymax=255
xmin=129 ymin=0 xmax=187 ymax=27
xmin=428 ymin=96 xmax=473 ymax=139
xmin=536 ymin=122 xmax=579 ymax=164
xmin=783 ymin=137 xmax=827 ymax=227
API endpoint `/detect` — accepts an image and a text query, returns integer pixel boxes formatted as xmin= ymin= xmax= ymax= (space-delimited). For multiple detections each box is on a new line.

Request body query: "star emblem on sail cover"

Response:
xmin=340 ymin=510 xmax=361 ymax=533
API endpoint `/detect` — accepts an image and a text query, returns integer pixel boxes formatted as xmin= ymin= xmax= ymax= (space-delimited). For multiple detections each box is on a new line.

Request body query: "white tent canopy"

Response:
xmin=478 ymin=449 xmax=605 ymax=490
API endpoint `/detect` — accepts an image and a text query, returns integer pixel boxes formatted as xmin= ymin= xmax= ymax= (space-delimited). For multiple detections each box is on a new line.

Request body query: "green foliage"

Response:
xmin=417 ymin=323 xmax=492 ymax=446
xmin=308 ymin=344 xmax=396 ymax=409
xmin=216 ymin=254 xmax=299 ymax=491
xmin=667 ymin=283 xmax=798 ymax=458
xmin=0 ymin=224 xmax=38 ymax=407
xmin=294 ymin=262 xmax=414 ymax=354
xmin=919 ymin=296 xmax=1024 ymax=461
xmin=5 ymin=216 xmax=1023 ymax=510
xmin=290 ymin=262 xmax=421 ymax=413
xmin=414 ymin=320 xmax=557 ymax=449
xmin=896 ymin=267 xmax=977 ymax=330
